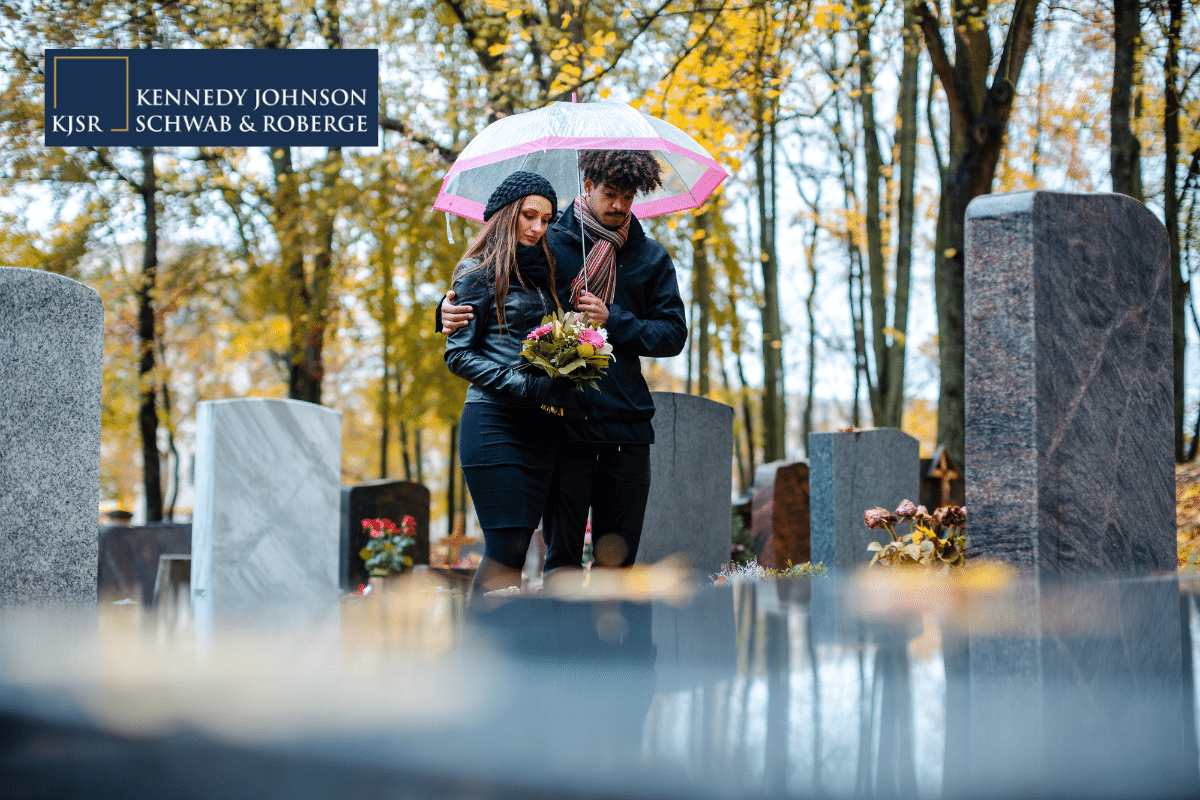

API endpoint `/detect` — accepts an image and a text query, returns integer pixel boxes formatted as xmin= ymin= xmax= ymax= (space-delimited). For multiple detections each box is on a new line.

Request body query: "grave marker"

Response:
xmin=190 ymin=398 xmax=341 ymax=627
xmin=0 ymin=268 xmax=103 ymax=607
xmin=637 ymin=392 xmax=734 ymax=573
xmin=808 ymin=429 xmax=919 ymax=570
xmin=339 ymin=480 xmax=431 ymax=590
xmin=750 ymin=461 xmax=811 ymax=569
xmin=960 ymin=191 xmax=1183 ymax=793
xmin=964 ymin=190 xmax=1173 ymax=574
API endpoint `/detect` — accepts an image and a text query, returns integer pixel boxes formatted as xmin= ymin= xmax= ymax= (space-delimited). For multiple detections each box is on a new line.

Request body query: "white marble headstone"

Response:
xmin=191 ymin=398 xmax=341 ymax=629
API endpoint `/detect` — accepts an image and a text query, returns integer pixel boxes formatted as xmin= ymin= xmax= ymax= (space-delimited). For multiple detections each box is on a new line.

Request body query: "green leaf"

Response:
xmin=557 ymin=358 xmax=587 ymax=374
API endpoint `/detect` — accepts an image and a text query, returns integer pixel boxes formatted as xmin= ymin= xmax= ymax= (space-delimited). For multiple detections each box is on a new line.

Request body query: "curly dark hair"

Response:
xmin=577 ymin=150 xmax=663 ymax=195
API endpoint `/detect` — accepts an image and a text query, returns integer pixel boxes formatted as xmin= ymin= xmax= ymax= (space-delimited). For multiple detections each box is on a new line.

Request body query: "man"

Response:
xmin=440 ymin=150 xmax=687 ymax=577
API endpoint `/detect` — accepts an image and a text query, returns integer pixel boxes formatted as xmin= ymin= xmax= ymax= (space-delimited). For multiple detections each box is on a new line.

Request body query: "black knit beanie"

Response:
xmin=483 ymin=171 xmax=558 ymax=222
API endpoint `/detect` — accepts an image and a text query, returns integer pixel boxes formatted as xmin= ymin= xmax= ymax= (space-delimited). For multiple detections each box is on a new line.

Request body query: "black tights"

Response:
xmin=482 ymin=526 xmax=532 ymax=570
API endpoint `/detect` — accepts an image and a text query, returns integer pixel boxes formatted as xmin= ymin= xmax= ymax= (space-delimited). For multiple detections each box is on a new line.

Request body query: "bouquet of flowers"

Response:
xmin=520 ymin=309 xmax=614 ymax=395
xmin=865 ymin=500 xmax=966 ymax=571
xmin=359 ymin=516 xmax=416 ymax=577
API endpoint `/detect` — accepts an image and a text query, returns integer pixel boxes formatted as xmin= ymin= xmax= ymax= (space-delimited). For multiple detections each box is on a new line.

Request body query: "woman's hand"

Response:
xmin=441 ymin=290 xmax=474 ymax=334
xmin=576 ymin=291 xmax=609 ymax=327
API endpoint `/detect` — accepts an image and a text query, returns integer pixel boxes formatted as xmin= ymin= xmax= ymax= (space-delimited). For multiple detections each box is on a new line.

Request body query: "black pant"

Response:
xmin=542 ymin=442 xmax=651 ymax=571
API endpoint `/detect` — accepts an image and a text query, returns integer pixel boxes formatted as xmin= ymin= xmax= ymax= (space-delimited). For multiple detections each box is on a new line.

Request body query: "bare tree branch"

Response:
xmin=379 ymin=115 xmax=460 ymax=164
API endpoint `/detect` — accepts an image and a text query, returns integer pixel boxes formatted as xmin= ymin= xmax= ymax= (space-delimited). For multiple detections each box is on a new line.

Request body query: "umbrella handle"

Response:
xmin=577 ymin=158 xmax=587 ymax=297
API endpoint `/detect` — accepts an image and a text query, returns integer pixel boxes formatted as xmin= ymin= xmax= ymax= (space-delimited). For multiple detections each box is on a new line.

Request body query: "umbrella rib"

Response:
xmin=655 ymin=149 xmax=702 ymax=209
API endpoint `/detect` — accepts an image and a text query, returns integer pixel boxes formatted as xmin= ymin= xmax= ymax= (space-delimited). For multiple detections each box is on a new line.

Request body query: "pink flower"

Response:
xmin=864 ymin=507 xmax=897 ymax=530
xmin=527 ymin=323 xmax=553 ymax=340
xmin=578 ymin=328 xmax=606 ymax=348
xmin=895 ymin=499 xmax=918 ymax=519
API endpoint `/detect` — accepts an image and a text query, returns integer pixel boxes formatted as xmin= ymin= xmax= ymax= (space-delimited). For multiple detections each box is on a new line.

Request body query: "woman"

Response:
xmin=444 ymin=171 xmax=571 ymax=598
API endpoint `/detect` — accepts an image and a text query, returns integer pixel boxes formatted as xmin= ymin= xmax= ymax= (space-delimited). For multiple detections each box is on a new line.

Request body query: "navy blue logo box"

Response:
xmin=45 ymin=49 xmax=378 ymax=147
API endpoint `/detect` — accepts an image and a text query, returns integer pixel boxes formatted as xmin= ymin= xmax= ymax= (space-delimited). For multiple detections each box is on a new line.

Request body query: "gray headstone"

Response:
xmin=0 ymin=267 xmax=103 ymax=607
xmin=191 ymin=398 xmax=341 ymax=628
xmin=339 ymin=479 xmax=431 ymax=590
xmin=808 ymin=429 xmax=919 ymax=570
xmin=637 ymin=392 xmax=734 ymax=575
xmin=964 ymin=191 xmax=1173 ymax=575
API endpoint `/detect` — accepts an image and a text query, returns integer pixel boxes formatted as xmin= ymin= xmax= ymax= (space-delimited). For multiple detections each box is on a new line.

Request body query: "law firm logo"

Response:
xmin=48 ymin=53 xmax=130 ymax=138
xmin=44 ymin=49 xmax=378 ymax=147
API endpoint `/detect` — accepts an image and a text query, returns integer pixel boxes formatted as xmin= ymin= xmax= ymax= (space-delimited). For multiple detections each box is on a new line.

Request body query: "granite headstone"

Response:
xmin=191 ymin=398 xmax=342 ymax=627
xmin=340 ymin=479 xmax=431 ymax=590
xmin=750 ymin=461 xmax=810 ymax=569
xmin=98 ymin=523 xmax=192 ymax=604
xmin=959 ymin=191 xmax=1181 ymax=794
xmin=637 ymin=392 xmax=734 ymax=573
xmin=808 ymin=428 xmax=919 ymax=570
xmin=964 ymin=190 xmax=1173 ymax=575
xmin=0 ymin=268 xmax=103 ymax=607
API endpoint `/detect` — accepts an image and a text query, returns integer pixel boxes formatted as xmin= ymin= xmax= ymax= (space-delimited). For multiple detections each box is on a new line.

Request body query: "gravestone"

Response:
xmin=959 ymin=191 xmax=1182 ymax=794
xmin=637 ymin=392 xmax=734 ymax=574
xmin=340 ymin=480 xmax=431 ymax=590
xmin=191 ymin=398 xmax=341 ymax=627
xmin=98 ymin=523 xmax=192 ymax=604
xmin=750 ymin=461 xmax=810 ymax=569
xmin=808 ymin=429 xmax=919 ymax=570
xmin=0 ymin=268 xmax=103 ymax=607
xmin=964 ymin=190 xmax=1173 ymax=574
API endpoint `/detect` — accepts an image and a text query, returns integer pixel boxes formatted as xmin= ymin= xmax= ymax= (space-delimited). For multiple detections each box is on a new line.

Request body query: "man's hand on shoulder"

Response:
xmin=441 ymin=290 xmax=473 ymax=335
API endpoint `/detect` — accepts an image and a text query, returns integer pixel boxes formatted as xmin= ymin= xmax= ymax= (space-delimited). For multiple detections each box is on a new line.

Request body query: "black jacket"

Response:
xmin=547 ymin=203 xmax=687 ymax=443
xmin=444 ymin=258 xmax=570 ymax=408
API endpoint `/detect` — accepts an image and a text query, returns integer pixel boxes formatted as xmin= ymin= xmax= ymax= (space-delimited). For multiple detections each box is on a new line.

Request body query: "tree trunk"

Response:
xmin=414 ymin=427 xmax=424 ymax=484
xmin=757 ymin=98 xmax=785 ymax=461
xmin=919 ymin=0 xmax=1040 ymax=462
xmin=885 ymin=2 xmax=920 ymax=429
xmin=1167 ymin=0 xmax=1186 ymax=461
xmin=803 ymin=214 xmax=819 ymax=455
xmin=138 ymin=146 xmax=163 ymax=523
xmin=857 ymin=4 xmax=888 ymax=423
xmin=377 ymin=163 xmax=396 ymax=479
xmin=695 ymin=209 xmax=713 ymax=396
xmin=400 ymin=421 xmax=412 ymax=482
xmin=1112 ymin=0 xmax=1143 ymax=199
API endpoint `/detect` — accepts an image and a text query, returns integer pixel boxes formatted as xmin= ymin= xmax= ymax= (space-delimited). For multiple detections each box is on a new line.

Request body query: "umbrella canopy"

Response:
xmin=433 ymin=101 xmax=728 ymax=222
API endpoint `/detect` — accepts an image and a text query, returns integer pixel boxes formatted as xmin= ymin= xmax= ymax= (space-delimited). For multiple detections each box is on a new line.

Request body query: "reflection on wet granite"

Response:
xmin=1 ymin=572 xmax=1198 ymax=799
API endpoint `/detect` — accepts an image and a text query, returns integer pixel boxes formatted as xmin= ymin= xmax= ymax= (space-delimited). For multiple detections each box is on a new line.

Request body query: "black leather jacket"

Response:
xmin=444 ymin=258 xmax=568 ymax=407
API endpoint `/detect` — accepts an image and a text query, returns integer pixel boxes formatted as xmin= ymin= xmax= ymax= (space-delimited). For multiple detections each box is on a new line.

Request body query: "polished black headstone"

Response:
xmin=339 ymin=480 xmax=430 ymax=589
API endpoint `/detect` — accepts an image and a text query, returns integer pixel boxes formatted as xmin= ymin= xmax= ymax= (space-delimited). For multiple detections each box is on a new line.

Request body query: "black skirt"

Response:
xmin=459 ymin=401 xmax=561 ymax=531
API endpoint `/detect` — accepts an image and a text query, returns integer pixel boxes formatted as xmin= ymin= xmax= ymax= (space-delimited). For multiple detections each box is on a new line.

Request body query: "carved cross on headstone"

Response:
xmin=927 ymin=445 xmax=961 ymax=508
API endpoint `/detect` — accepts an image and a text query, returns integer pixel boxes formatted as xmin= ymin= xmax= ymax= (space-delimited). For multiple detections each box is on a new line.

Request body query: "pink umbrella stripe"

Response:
xmin=432 ymin=195 xmax=487 ymax=220
xmin=631 ymin=166 xmax=727 ymax=218
xmin=433 ymin=161 xmax=725 ymax=221
xmin=442 ymin=135 xmax=722 ymax=178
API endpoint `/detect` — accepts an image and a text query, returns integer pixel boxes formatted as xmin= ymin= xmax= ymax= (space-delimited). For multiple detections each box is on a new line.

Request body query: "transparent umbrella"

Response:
xmin=433 ymin=100 xmax=728 ymax=223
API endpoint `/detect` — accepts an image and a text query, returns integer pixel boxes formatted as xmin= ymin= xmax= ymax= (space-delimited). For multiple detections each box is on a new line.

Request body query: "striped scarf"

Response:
xmin=568 ymin=195 xmax=629 ymax=306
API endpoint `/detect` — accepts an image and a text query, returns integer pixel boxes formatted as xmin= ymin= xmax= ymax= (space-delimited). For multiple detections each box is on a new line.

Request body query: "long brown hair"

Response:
xmin=453 ymin=197 xmax=559 ymax=332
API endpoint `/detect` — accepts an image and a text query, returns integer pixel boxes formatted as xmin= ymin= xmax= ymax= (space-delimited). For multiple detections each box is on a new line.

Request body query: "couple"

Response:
xmin=441 ymin=150 xmax=687 ymax=598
